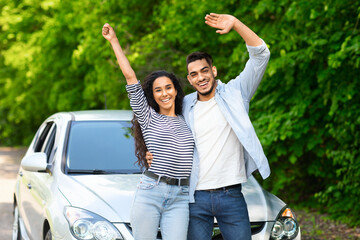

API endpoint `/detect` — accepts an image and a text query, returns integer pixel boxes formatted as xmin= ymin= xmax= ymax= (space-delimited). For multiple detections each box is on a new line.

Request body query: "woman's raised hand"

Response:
xmin=102 ymin=23 xmax=117 ymax=42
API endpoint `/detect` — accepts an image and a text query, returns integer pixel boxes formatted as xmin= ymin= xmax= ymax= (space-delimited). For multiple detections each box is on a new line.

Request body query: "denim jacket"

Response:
xmin=183 ymin=40 xmax=271 ymax=203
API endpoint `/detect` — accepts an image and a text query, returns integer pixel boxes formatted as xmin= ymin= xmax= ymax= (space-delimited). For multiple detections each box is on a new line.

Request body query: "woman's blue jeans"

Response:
xmin=130 ymin=175 xmax=190 ymax=240
xmin=187 ymin=185 xmax=251 ymax=240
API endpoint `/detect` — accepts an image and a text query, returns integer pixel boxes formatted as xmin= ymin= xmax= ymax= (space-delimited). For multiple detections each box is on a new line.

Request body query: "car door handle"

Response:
xmin=27 ymin=183 xmax=32 ymax=189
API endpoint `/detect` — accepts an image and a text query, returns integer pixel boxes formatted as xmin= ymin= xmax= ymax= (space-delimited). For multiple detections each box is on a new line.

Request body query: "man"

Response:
xmin=148 ymin=13 xmax=270 ymax=239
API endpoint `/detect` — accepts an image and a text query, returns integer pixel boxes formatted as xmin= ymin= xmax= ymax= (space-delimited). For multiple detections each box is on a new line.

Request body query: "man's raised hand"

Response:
xmin=205 ymin=13 xmax=237 ymax=34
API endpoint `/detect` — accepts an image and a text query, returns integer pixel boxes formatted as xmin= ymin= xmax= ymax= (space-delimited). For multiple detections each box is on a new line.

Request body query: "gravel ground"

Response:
xmin=0 ymin=147 xmax=27 ymax=240
xmin=296 ymin=209 xmax=360 ymax=240
xmin=1 ymin=147 xmax=359 ymax=240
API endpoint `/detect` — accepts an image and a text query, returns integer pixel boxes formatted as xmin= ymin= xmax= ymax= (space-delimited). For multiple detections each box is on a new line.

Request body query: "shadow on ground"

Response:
xmin=0 ymin=202 xmax=14 ymax=239
xmin=0 ymin=147 xmax=27 ymax=240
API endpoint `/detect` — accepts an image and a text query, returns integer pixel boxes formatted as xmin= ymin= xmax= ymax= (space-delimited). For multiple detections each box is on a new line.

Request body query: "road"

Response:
xmin=0 ymin=147 xmax=27 ymax=240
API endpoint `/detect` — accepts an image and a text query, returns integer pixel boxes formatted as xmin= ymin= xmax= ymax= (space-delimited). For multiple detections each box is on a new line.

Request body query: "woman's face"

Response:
xmin=152 ymin=76 xmax=178 ymax=116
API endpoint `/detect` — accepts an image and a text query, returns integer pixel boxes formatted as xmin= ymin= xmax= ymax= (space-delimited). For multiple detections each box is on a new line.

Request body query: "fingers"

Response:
xmin=205 ymin=13 xmax=234 ymax=34
xmin=205 ymin=13 xmax=222 ymax=30
xmin=205 ymin=20 xmax=217 ymax=28
xmin=145 ymin=151 xmax=153 ymax=160
xmin=205 ymin=18 xmax=217 ymax=25
xmin=145 ymin=151 xmax=153 ymax=167
xmin=102 ymin=23 xmax=110 ymax=35
xmin=205 ymin=15 xmax=218 ymax=25
xmin=205 ymin=13 xmax=219 ymax=22
xmin=216 ymin=29 xmax=227 ymax=35
xmin=205 ymin=14 xmax=219 ymax=29
xmin=102 ymin=23 xmax=112 ymax=35
xmin=209 ymin=12 xmax=220 ymax=18
xmin=102 ymin=27 xmax=109 ymax=35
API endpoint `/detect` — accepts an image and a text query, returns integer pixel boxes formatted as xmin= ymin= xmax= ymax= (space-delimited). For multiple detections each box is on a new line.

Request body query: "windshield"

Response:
xmin=66 ymin=121 xmax=140 ymax=174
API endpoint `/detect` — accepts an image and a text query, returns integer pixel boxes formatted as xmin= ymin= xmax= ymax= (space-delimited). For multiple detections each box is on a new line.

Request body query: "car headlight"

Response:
xmin=270 ymin=207 xmax=299 ymax=240
xmin=64 ymin=206 xmax=124 ymax=240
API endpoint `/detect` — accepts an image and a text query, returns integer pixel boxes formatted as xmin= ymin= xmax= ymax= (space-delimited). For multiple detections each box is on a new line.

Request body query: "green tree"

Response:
xmin=1 ymin=0 xmax=359 ymax=225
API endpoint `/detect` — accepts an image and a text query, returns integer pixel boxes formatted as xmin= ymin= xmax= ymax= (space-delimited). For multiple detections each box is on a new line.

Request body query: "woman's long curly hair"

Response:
xmin=131 ymin=70 xmax=184 ymax=169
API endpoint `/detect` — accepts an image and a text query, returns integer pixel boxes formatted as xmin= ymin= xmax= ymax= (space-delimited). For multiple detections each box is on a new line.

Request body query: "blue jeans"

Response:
xmin=187 ymin=185 xmax=251 ymax=240
xmin=130 ymin=175 xmax=190 ymax=240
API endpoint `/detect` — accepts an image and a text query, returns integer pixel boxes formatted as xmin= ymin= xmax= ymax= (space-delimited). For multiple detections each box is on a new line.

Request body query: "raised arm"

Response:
xmin=205 ymin=13 xmax=270 ymax=105
xmin=205 ymin=13 xmax=262 ymax=47
xmin=102 ymin=23 xmax=138 ymax=85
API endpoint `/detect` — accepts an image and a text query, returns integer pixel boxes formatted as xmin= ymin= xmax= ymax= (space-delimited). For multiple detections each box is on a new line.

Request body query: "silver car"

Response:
xmin=13 ymin=110 xmax=300 ymax=240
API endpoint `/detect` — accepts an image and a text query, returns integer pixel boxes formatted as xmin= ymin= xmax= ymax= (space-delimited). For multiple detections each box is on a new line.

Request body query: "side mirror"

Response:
xmin=21 ymin=152 xmax=48 ymax=172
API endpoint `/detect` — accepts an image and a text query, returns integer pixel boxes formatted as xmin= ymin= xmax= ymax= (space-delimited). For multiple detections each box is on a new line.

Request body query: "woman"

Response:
xmin=102 ymin=23 xmax=194 ymax=240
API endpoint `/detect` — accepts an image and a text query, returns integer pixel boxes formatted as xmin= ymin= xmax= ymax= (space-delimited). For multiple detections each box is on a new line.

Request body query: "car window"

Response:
xmin=66 ymin=121 xmax=139 ymax=174
xmin=34 ymin=122 xmax=54 ymax=153
xmin=41 ymin=124 xmax=57 ymax=162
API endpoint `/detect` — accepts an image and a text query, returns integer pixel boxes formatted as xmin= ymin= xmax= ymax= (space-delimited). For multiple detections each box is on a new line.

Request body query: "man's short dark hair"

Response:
xmin=186 ymin=52 xmax=213 ymax=70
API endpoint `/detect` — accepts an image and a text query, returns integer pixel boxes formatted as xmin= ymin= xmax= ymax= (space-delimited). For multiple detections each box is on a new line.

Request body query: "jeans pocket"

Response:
xmin=137 ymin=175 xmax=156 ymax=190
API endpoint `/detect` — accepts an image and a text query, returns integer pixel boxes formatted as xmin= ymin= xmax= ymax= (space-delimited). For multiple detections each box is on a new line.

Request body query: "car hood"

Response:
xmin=58 ymin=174 xmax=141 ymax=223
xmin=58 ymin=174 xmax=285 ymax=223
xmin=243 ymin=176 xmax=286 ymax=222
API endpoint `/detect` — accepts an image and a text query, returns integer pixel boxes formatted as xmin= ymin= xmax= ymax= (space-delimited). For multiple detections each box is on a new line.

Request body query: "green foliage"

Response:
xmin=249 ymin=0 xmax=360 ymax=226
xmin=1 ymin=0 xmax=359 ymax=225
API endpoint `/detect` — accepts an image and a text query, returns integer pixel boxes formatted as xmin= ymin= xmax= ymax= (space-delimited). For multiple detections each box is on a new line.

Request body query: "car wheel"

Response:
xmin=44 ymin=229 xmax=52 ymax=240
xmin=12 ymin=204 xmax=21 ymax=240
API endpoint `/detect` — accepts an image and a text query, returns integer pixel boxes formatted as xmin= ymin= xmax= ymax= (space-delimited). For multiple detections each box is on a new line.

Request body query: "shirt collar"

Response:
xmin=191 ymin=79 xmax=221 ymax=107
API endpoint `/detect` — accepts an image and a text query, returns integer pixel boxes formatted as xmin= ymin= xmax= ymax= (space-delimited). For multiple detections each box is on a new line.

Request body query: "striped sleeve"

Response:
xmin=125 ymin=82 xmax=152 ymax=130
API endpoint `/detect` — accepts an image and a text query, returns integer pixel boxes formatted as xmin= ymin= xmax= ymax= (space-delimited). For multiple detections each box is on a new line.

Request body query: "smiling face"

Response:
xmin=187 ymin=59 xmax=217 ymax=101
xmin=152 ymin=76 xmax=178 ymax=116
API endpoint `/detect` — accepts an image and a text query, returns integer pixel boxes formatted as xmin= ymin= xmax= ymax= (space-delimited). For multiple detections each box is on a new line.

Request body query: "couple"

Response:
xmin=102 ymin=12 xmax=270 ymax=240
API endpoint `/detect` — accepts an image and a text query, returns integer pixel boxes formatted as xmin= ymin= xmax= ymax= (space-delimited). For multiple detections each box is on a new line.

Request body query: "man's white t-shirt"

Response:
xmin=194 ymin=97 xmax=247 ymax=190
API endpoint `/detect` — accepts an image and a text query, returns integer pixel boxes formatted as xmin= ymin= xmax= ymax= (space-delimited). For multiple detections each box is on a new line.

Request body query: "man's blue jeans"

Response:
xmin=187 ymin=185 xmax=251 ymax=240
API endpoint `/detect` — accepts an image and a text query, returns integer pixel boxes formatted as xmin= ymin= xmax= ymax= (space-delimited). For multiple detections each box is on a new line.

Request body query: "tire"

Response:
xmin=44 ymin=229 xmax=52 ymax=240
xmin=12 ymin=204 xmax=22 ymax=240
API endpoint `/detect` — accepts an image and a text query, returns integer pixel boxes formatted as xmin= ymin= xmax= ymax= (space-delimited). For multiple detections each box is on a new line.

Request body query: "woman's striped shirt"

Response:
xmin=126 ymin=82 xmax=194 ymax=178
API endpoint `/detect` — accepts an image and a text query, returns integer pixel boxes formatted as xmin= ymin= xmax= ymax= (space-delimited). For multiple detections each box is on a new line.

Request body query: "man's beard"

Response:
xmin=197 ymin=78 xmax=216 ymax=97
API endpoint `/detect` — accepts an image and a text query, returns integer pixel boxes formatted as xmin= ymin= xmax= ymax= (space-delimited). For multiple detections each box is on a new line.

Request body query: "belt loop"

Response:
xmin=178 ymin=178 xmax=181 ymax=187
xmin=156 ymin=174 xmax=162 ymax=185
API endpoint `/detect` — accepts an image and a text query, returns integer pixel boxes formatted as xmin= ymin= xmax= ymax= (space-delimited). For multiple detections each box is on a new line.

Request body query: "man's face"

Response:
xmin=187 ymin=59 xmax=217 ymax=101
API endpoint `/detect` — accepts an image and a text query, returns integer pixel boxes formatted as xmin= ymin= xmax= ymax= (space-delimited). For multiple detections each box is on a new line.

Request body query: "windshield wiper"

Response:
xmin=67 ymin=169 xmax=118 ymax=174
xmin=67 ymin=169 xmax=141 ymax=174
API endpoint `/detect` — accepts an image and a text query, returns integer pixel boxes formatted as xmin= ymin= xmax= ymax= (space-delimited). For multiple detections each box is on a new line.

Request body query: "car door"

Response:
xmin=19 ymin=121 xmax=57 ymax=239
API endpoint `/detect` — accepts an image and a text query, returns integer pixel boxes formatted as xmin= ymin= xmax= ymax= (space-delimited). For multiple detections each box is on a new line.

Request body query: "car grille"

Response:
xmin=125 ymin=222 xmax=265 ymax=239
